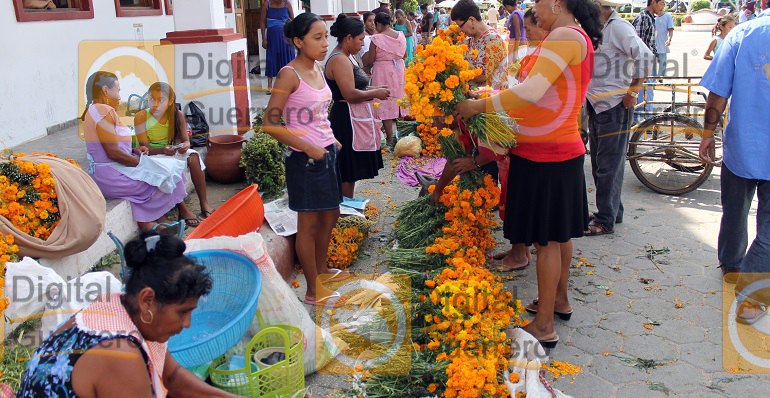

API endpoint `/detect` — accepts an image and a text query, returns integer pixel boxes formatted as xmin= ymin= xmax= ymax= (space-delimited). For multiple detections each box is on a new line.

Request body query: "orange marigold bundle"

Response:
xmin=0 ymin=153 xmax=80 ymax=240
xmin=327 ymin=204 xmax=379 ymax=270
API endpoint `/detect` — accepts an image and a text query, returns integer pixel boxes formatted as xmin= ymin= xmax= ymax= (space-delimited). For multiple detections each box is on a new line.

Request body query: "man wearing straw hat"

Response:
xmin=372 ymin=0 xmax=391 ymax=16
xmin=584 ymin=0 xmax=654 ymax=236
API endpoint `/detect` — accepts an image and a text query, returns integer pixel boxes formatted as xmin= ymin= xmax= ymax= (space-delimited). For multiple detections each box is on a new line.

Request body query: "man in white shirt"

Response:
xmin=584 ymin=0 xmax=654 ymax=236
xmin=486 ymin=6 xmax=499 ymax=27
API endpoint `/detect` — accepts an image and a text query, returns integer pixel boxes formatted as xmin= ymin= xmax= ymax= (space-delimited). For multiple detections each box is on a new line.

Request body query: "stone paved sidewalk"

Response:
xmin=297 ymin=31 xmax=770 ymax=397
xmin=304 ymin=149 xmax=766 ymax=397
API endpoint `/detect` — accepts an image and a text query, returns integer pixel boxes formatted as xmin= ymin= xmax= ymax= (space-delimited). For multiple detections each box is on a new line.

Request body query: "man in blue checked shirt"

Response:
xmin=700 ymin=16 xmax=770 ymax=324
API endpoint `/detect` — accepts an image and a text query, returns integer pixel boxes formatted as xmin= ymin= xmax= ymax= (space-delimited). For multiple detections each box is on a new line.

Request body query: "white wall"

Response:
xmin=0 ymin=2 xmax=236 ymax=148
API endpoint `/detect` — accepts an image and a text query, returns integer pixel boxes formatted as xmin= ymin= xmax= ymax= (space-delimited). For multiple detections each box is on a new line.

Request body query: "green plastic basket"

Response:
xmin=209 ymin=324 xmax=305 ymax=397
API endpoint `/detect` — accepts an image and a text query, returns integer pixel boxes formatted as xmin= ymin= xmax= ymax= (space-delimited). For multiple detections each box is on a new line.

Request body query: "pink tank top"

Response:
xmin=281 ymin=64 xmax=335 ymax=151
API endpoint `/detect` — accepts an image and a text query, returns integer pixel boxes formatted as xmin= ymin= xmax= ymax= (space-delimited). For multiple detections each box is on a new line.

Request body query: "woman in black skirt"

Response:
xmin=325 ymin=14 xmax=390 ymax=198
xmin=455 ymin=0 xmax=603 ymax=348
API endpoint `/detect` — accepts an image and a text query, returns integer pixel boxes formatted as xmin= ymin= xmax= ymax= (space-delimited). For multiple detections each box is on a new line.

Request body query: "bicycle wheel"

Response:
xmin=627 ymin=113 xmax=714 ymax=195
xmin=664 ymin=103 xmax=724 ymax=172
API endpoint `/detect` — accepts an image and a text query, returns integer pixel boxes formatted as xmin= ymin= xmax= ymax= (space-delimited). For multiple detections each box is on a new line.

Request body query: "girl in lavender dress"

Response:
xmin=82 ymin=71 xmax=190 ymax=234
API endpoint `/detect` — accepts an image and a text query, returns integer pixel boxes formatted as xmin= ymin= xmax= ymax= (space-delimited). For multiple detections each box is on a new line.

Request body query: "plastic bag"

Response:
xmin=3 ymin=258 xmax=122 ymax=339
xmin=503 ymin=328 xmax=572 ymax=398
xmin=394 ymin=135 xmax=422 ymax=158
xmin=185 ymin=232 xmax=338 ymax=375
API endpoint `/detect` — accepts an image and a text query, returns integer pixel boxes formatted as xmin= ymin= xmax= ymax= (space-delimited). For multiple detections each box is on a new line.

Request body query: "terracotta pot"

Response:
xmin=205 ymin=134 xmax=247 ymax=183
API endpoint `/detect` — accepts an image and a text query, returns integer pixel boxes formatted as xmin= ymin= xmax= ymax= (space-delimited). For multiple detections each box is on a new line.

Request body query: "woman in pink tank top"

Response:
xmin=263 ymin=13 xmax=348 ymax=306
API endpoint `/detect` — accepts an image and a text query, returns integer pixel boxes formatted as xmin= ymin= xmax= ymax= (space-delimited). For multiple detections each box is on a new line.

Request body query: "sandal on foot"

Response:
xmin=179 ymin=217 xmax=202 ymax=228
xmin=199 ymin=210 xmax=215 ymax=219
xmin=538 ymin=334 xmax=559 ymax=349
xmin=525 ymin=299 xmax=573 ymax=320
xmin=151 ymin=222 xmax=180 ymax=237
xmin=584 ymin=221 xmax=613 ymax=236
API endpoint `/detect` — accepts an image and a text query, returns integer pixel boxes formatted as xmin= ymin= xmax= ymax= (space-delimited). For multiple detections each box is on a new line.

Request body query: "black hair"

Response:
xmin=565 ymin=0 xmax=603 ymax=49
xmin=362 ymin=11 xmax=375 ymax=23
xmin=330 ymin=13 xmax=365 ymax=39
xmin=81 ymin=71 xmax=118 ymax=120
xmin=283 ymin=12 xmax=325 ymax=52
xmin=147 ymin=82 xmax=183 ymax=143
xmin=375 ymin=12 xmax=392 ymax=26
xmin=503 ymin=0 xmax=518 ymax=7
xmin=450 ymin=0 xmax=482 ymax=22
xmin=408 ymin=11 xmax=417 ymax=17
xmin=524 ymin=8 xmax=536 ymax=23
xmin=121 ymin=231 xmax=213 ymax=316
xmin=420 ymin=3 xmax=428 ymax=11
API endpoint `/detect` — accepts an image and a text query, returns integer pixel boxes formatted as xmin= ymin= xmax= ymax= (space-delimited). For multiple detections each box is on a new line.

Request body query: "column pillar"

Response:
xmin=173 ymin=0 xmax=228 ymax=31
xmin=163 ymin=0 xmax=252 ymax=136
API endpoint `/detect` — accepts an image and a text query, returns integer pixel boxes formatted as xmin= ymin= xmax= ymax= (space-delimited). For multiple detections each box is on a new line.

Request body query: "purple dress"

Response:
xmin=84 ymin=104 xmax=186 ymax=223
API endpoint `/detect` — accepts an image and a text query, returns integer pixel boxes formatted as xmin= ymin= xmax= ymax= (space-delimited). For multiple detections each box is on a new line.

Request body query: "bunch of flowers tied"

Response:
xmin=328 ymin=205 xmax=379 ymax=270
xmin=0 ymin=153 xmax=79 ymax=240
xmin=399 ymin=25 xmax=517 ymax=159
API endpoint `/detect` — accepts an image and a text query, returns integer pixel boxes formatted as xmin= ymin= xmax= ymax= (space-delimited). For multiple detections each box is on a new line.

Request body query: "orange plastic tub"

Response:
xmin=186 ymin=184 xmax=265 ymax=240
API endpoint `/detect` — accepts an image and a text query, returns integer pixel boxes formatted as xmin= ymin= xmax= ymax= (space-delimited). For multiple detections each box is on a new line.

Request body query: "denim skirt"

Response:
xmin=285 ymin=144 xmax=343 ymax=212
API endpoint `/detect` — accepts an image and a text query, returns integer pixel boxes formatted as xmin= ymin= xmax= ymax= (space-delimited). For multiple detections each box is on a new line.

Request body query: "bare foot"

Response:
xmin=489 ymin=249 xmax=511 ymax=260
xmin=496 ymin=252 xmax=529 ymax=271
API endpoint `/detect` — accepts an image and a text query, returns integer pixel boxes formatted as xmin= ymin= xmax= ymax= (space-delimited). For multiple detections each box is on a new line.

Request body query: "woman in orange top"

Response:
xmin=456 ymin=0 xmax=602 ymax=347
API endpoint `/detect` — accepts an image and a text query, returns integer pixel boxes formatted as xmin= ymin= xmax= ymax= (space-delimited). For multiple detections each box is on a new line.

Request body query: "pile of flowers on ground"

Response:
xmin=0 ymin=152 xmax=79 ymax=240
xmin=328 ymin=205 xmax=379 ymax=270
xmin=356 ymin=24 xmax=527 ymax=398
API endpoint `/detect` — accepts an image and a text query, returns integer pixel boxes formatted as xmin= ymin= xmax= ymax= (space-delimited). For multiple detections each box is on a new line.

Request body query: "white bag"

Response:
xmin=503 ymin=328 xmax=573 ymax=398
xmin=39 ymin=272 xmax=123 ymax=339
xmin=4 ymin=258 xmax=122 ymax=339
xmin=185 ymin=232 xmax=337 ymax=375
xmin=4 ymin=257 xmax=62 ymax=336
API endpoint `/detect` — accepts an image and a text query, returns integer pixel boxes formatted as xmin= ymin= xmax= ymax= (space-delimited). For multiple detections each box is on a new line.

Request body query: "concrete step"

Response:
xmin=11 ymin=125 xmax=198 ymax=279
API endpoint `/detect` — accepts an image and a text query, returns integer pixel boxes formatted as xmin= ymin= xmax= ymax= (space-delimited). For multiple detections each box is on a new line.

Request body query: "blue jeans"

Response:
xmin=720 ymin=164 xmax=770 ymax=268
xmin=720 ymin=165 xmax=770 ymax=306
xmin=587 ymin=101 xmax=634 ymax=229
xmin=652 ymin=53 xmax=667 ymax=77
xmin=634 ymin=78 xmax=655 ymax=124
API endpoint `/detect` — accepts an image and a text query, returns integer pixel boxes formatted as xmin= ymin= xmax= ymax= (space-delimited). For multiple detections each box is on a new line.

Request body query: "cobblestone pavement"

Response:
xmin=278 ymin=31 xmax=770 ymax=397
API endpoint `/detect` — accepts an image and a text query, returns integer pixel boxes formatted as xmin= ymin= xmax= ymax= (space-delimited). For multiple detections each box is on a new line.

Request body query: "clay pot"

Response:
xmin=205 ymin=134 xmax=247 ymax=183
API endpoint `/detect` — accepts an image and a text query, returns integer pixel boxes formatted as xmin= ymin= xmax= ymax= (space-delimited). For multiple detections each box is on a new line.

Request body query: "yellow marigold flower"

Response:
xmin=373 ymin=102 xmax=380 ymax=108
xmin=427 ymin=383 xmax=438 ymax=393
xmin=471 ymin=49 xmax=479 ymax=58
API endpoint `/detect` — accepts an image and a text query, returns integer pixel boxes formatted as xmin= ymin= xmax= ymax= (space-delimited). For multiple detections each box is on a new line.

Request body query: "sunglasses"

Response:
xmin=458 ymin=19 xmax=470 ymax=28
